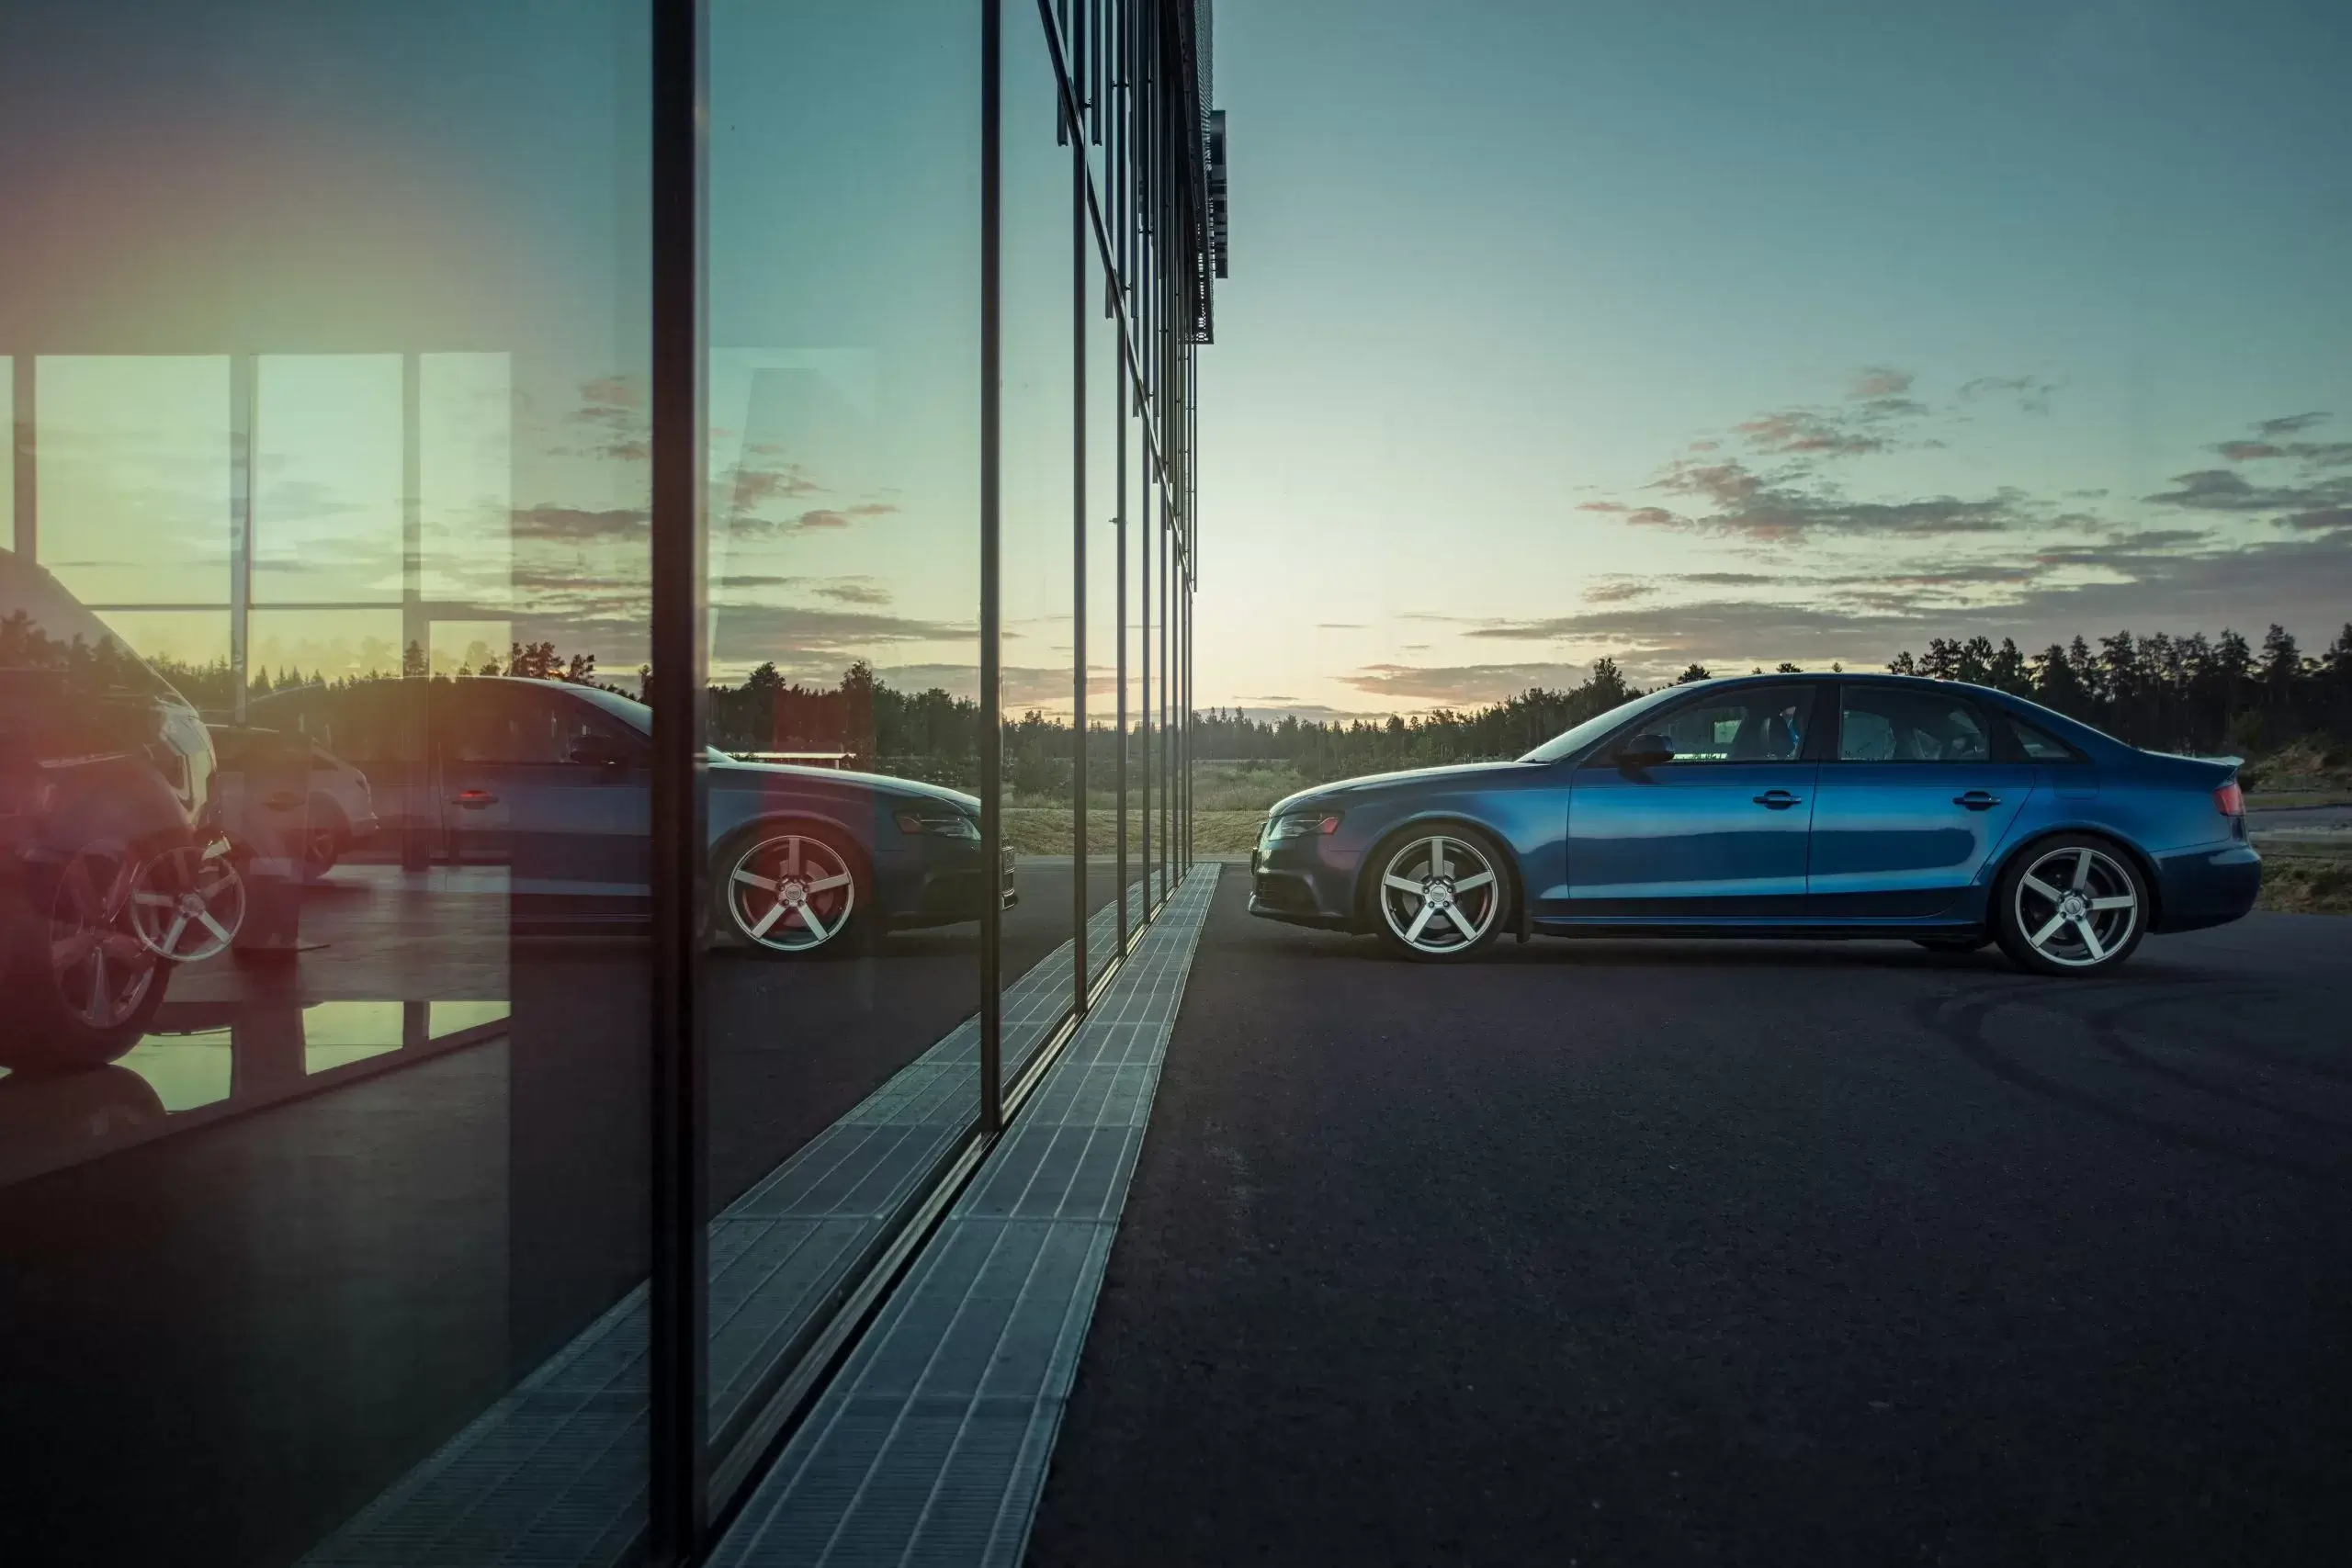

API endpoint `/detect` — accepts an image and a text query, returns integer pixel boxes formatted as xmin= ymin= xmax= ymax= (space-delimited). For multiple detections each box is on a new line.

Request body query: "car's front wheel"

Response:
xmin=713 ymin=823 xmax=869 ymax=957
xmin=1994 ymin=836 xmax=2147 ymax=976
xmin=1369 ymin=826 xmax=1509 ymax=962
xmin=2 ymin=840 xmax=175 ymax=1072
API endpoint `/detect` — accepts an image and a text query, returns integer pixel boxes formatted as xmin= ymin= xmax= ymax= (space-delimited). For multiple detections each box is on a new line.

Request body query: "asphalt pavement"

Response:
xmin=1026 ymin=880 xmax=2352 ymax=1566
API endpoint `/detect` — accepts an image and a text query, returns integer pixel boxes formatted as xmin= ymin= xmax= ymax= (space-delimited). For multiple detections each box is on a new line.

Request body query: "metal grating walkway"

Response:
xmin=707 ymin=864 xmax=1219 ymax=1568
xmin=302 ymin=872 xmax=1173 ymax=1567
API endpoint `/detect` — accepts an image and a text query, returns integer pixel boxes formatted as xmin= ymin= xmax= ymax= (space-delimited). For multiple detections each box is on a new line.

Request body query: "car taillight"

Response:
xmin=2213 ymin=781 xmax=2244 ymax=818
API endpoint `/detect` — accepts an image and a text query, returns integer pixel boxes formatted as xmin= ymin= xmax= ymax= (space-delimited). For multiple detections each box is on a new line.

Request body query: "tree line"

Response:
xmin=128 ymin=620 xmax=2352 ymax=788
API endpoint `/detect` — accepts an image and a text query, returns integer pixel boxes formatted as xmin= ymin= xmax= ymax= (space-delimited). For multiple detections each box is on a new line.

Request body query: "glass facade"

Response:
xmin=0 ymin=2 xmax=1214 ymax=1563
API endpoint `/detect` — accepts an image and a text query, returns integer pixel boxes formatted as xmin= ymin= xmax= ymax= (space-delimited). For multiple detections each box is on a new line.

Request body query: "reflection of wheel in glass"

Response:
xmin=1370 ymin=826 xmax=1508 ymax=962
xmin=302 ymin=795 xmax=347 ymax=881
xmin=1995 ymin=835 xmax=2145 ymax=976
xmin=129 ymin=843 xmax=246 ymax=963
xmin=717 ymin=824 xmax=865 ymax=956
xmin=2 ymin=841 xmax=171 ymax=1071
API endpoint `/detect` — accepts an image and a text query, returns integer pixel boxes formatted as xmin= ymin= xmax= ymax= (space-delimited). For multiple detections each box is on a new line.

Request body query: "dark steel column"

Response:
xmin=1070 ymin=123 xmax=1088 ymax=1010
xmin=647 ymin=0 xmax=709 ymax=1557
xmin=979 ymin=0 xmax=1005 ymax=1135
xmin=1114 ymin=365 xmax=1127 ymax=952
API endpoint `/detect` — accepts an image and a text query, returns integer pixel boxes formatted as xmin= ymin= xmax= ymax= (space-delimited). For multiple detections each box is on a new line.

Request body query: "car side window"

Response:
xmin=2008 ymin=716 xmax=2083 ymax=762
xmin=452 ymin=684 xmax=642 ymax=765
xmin=1838 ymin=687 xmax=1991 ymax=762
xmin=1644 ymin=684 xmax=1815 ymax=764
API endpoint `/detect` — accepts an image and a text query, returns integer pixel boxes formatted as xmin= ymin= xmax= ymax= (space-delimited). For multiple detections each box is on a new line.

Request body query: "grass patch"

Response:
xmin=1191 ymin=760 xmax=1313 ymax=812
xmin=1001 ymin=807 xmax=1265 ymax=856
xmin=2257 ymin=854 xmax=2352 ymax=915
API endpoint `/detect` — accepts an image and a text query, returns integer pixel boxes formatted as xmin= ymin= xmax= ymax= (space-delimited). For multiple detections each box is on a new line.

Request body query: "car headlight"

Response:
xmin=1265 ymin=807 xmax=1341 ymax=840
xmin=896 ymin=807 xmax=981 ymax=840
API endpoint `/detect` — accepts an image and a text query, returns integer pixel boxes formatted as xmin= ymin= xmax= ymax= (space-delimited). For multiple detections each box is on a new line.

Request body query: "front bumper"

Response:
xmin=2152 ymin=841 xmax=2261 ymax=932
xmin=1246 ymin=841 xmax=1358 ymax=931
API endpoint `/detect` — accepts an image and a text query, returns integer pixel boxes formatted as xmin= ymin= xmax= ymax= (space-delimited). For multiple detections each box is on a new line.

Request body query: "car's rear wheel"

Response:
xmin=1994 ymin=836 xmax=2146 ymax=976
xmin=1369 ymin=826 xmax=1509 ymax=962
xmin=2 ymin=840 xmax=173 ymax=1072
xmin=714 ymin=823 xmax=869 ymax=957
xmin=302 ymin=796 xmax=348 ymax=881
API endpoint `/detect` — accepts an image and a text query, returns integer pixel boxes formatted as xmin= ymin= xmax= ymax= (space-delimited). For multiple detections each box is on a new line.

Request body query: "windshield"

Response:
xmin=1518 ymin=686 xmax=1679 ymax=763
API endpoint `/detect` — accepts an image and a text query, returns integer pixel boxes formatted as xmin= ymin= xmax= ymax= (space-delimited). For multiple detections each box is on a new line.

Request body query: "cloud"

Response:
xmin=1735 ymin=410 xmax=1893 ymax=457
xmin=512 ymin=504 xmax=647 ymax=541
xmin=721 ymin=460 xmax=826 ymax=513
xmin=1315 ymin=621 xmax=1365 ymax=629
xmin=568 ymin=376 xmax=650 ymax=464
xmin=1583 ymin=578 xmax=1653 ymax=603
xmin=1637 ymin=457 xmax=2029 ymax=541
xmin=1849 ymin=367 xmax=1914 ymax=399
xmin=2256 ymin=412 xmax=2330 ymax=437
xmin=1958 ymin=374 xmax=2059 ymax=415
xmin=1340 ymin=660 xmax=1631 ymax=704
xmin=2143 ymin=467 xmax=2352 ymax=525
xmin=811 ymin=578 xmax=892 ymax=605
xmin=2211 ymin=436 xmax=2352 ymax=468
xmin=729 ymin=501 xmax=899 ymax=536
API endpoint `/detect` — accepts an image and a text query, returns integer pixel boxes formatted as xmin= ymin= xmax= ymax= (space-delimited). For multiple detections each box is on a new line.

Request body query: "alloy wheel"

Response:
xmin=2012 ymin=843 xmax=2139 ymax=969
xmin=48 ymin=846 xmax=163 ymax=1031
xmin=129 ymin=844 xmax=247 ymax=964
xmin=1376 ymin=830 xmax=1501 ymax=956
xmin=726 ymin=833 xmax=857 ymax=953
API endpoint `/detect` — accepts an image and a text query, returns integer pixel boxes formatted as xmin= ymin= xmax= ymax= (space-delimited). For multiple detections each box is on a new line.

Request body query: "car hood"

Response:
xmin=1272 ymin=759 xmax=1526 ymax=815
xmin=712 ymin=759 xmax=979 ymax=815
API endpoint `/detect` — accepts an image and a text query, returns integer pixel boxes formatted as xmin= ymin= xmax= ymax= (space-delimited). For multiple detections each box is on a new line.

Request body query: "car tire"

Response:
xmin=1 ymin=840 xmax=173 ymax=1073
xmin=1993 ymin=834 xmax=2148 ymax=977
xmin=302 ymin=795 xmax=348 ymax=882
xmin=1366 ymin=823 xmax=1511 ymax=963
xmin=710 ymin=820 xmax=873 ymax=958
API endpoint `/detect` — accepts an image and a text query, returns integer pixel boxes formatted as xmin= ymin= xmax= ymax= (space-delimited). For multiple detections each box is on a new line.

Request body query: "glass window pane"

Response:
xmin=1648 ymin=685 xmax=1815 ymax=763
xmin=0 ymin=8 xmax=650 ymax=1567
xmin=1085 ymin=236 xmax=1125 ymax=979
xmin=37 ymin=355 xmax=230 ymax=605
xmin=700 ymin=0 xmax=984 ymax=1488
xmin=253 ymin=355 xmax=402 ymax=604
xmin=1003 ymin=0 xmax=1081 ymax=1070
xmin=1838 ymin=686 xmax=1991 ymax=762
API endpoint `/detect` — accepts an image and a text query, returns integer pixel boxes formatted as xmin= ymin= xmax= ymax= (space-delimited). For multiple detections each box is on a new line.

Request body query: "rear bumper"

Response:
xmin=2152 ymin=841 xmax=2261 ymax=932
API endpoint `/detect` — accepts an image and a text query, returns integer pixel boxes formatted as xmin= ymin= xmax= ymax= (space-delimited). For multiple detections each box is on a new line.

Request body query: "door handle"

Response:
xmin=1953 ymin=791 xmax=2001 ymax=810
xmin=1752 ymin=790 xmax=1804 ymax=809
xmin=451 ymin=789 xmax=499 ymax=809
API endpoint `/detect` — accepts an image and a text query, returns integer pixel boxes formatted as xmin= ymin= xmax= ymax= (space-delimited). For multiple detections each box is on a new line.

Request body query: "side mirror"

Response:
xmin=1615 ymin=733 xmax=1675 ymax=769
xmin=568 ymin=733 xmax=638 ymax=768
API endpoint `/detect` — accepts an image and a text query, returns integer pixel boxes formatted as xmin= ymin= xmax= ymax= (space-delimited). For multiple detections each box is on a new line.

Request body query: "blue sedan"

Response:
xmin=1248 ymin=673 xmax=2260 ymax=975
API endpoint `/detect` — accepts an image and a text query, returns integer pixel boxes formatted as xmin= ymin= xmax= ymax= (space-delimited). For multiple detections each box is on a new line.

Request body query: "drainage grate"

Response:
xmin=708 ymin=865 xmax=1218 ymax=1568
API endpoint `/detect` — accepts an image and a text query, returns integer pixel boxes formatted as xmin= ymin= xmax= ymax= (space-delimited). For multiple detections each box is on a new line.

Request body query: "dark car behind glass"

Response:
xmin=245 ymin=675 xmax=1010 ymax=952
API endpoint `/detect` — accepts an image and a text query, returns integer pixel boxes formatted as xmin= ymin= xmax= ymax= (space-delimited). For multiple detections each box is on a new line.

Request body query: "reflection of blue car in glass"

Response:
xmin=2 ymin=557 xmax=244 ymax=1071
xmin=248 ymin=676 xmax=1009 ymax=954
xmin=1250 ymin=673 xmax=2260 ymax=976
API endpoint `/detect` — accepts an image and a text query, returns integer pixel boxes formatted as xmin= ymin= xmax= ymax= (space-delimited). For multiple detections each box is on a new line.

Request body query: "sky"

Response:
xmin=6 ymin=0 xmax=2347 ymax=727
xmin=1193 ymin=0 xmax=2352 ymax=717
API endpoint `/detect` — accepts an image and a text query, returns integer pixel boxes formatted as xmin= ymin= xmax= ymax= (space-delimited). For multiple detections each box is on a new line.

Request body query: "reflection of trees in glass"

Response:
xmin=0 ymin=609 xmax=173 ymax=700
